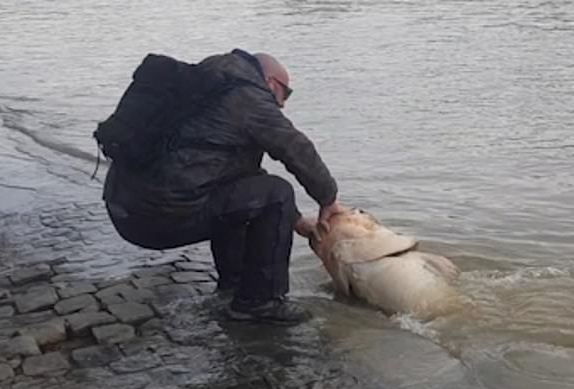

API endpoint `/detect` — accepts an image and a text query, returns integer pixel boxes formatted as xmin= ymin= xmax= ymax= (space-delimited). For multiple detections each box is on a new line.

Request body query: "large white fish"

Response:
xmin=310 ymin=208 xmax=461 ymax=318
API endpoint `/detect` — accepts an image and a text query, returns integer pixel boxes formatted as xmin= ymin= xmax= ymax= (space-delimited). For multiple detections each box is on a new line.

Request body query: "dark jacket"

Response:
xmin=103 ymin=49 xmax=337 ymax=217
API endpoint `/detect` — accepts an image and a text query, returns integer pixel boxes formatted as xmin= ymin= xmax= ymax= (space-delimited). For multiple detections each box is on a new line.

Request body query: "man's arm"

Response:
xmin=243 ymin=90 xmax=338 ymax=207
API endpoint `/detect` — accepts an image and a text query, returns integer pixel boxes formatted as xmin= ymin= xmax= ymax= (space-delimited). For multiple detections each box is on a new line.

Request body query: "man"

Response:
xmin=103 ymin=48 xmax=346 ymax=325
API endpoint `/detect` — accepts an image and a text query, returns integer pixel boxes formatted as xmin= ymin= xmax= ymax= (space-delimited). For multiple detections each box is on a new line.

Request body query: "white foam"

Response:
xmin=392 ymin=313 xmax=439 ymax=341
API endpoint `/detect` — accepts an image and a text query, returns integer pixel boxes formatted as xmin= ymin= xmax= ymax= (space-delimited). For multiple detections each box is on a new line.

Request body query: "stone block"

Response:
xmin=0 ymin=277 xmax=11 ymax=288
xmin=174 ymin=261 xmax=213 ymax=272
xmin=109 ymin=352 xmax=162 ymax=373
xmin=9 ymin=264 xmax=52 ymax=285
xmin=92 ymin=323 xmax=135 ymax=344
xmin=100 ymin=373 xmax=151 ymax=389
xmin=121 ymin=288 xmax=155 ymax=303
xmin=55 ymin=294 xmax=98 ymax=315
xmin=65 ymin=312 xmax=116 ymax=335
xmin=0 ymin=363 xmax=14 ymax=381
xmin=7 ymin=356 xmax=21 ymax=369
xmin=151 ymin=284 xmax=198 ymax=312
xmin=52 ymin=263 xmax=85 ymax=274
xmin=0 ymin=336 xmax=40 ymax=358
xmin=139 ymin=318 xmax=164 ymax=337
xmin=50 ymin=273 xmax=83 ymax=283
xmin=132 ymin=265 xmax=176 ymax=278
xmin=12 ymin=310 xmax=56 ymax=326
xmin=170 ymin=271 xmax=214 ymax=284
xmin=0 ymin=289 xmax=13 ymax=305
xmin=57 ymin=282 xmax=97 ymax=299
xmin=132 ymin=276 xmax=171 ymax=289
xmin=22 ymin=352 xmax=70 ymax=376
xmin=98 ymin=294 xmax=125 ymax=307
xmin=18 ymin=320 xmax=66 ymax=346
xmin=0 ymin=306 xmax=14 ymax=318
xmin=80 ymin=304 xmax=101 ymax=313
xmin=119 ymin=335 xmax=172 ymax=357
xmin=15 ymin=286 xmax=59 ymax=313
xmin=107 ymin=302 xmax=155 ymax=324
xmin=71 ymin=344 xmax=122 ymax=367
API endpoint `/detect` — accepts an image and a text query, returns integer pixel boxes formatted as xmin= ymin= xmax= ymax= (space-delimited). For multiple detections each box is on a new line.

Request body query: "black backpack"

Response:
xmin=93 ymin=53 xmax=239 ymax=172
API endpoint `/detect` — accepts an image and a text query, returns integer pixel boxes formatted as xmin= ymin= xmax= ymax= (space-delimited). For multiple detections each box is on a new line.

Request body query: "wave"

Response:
xmin=0 ymin=103 xmax=107 ymax=167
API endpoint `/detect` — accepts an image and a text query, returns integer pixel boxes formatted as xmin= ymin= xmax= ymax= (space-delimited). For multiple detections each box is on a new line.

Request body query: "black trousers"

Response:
xmin=107 ymin=174 xmax=298 ymax=302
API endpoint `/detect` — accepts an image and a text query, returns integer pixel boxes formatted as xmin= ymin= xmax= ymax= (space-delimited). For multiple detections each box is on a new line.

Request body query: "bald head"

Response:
xmin=254 ymin=52 xmax=292 ymax=108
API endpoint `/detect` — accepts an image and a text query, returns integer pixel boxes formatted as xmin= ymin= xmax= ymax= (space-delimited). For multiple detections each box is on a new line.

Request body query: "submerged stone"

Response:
xmin=108 ymin=302 xmax=155 ymax=324
xmin=0 ymin=363 xmax=15 ymax=381
xmin=92 ymin=323 xmax=135 ymax=344
xmin=18 ymin=320 xmax=66 ymax=346
xmin=9 ymin=264 xmax=52 ymax=285
xmin=0 ymin=336 xmax=41 ymax=358
xmin=55 ymin=294 xmax=98 ymax=315
xmin=71 ymin=344 xmax=122 ymax=367
xmin=57 ymin=282 xmax=97 ymax=299
xmin=65 ymin=312 xmax=116 ymax=335
xmin=22 ymin=352 xmax=70 ymax=376
xmin=15 ymin=286 xmax=59 ymax=313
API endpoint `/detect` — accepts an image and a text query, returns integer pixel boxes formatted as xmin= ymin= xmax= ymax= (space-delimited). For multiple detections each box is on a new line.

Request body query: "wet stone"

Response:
xmin=0 ymin=363 xmax=15 ymax=381
xmin=171 ymin=271 xmax=214 ymax=284
xmin=0 ymin=277 xmax=10 ymax=288
xmin=18 ymin=320 xmax=67 ymax=346
xmin=65 ymin=312 xmax=116 ymax=335
xmin=120 ymin=287 xmax=155 ymax=303
xmin=120 ymin=335 xmax=172 ymax=357
xmin=0 ymin=305 xmax=14 ymax=318
xmin=9 ymin=264 xmax=52 ymax=285
xmin=98 ymin=294 xmax=125 ymax=307
xmin=55 ymin=294 xmax=98 ymax=315
xmin=71 ymin=345 xmax=122 ymax=368
xmin=174 ymin=261 xmax=213 ymax=272
xmin=132 ymin=276 xmax=172 ymax=289
xmin=0 ymin=320 xmax=17 ymax=338
xmin=52 ymin=263 xmax=86 ymax=274
xmin=92 ymin=323 xmax=135 ymax=344
xmin=100 ymin=372 xmax=151 ymax=389
xmin=12 ymin=310 xmax=56 ymax=326
xmin=50 ymin=273 xmax=83 ymax=283
xmin=132 ymin=265 xmax=176 ymax=279
xmin=15 ymin=286 xmax=59 ymax=313
xmin=108 ymin=302 xmax=154 ymax=324
xmin=0 ymin=289 xmax=13 ymax=304
xmin=22 ymin=351 xmax=70 ymax=376
xmin=109 ymin=351 xmax=162 ymax=373
xmin=10 ymin=376 xmax=51 ymax=389
xmin=80 ymin=304 xmax=101 ymax=313
xmin=57 ymin=282 xmax=97 ymax=299
xmin=66 ymin=366 xmax=115 ymax=383
xmin=8 ymin=356 xmax=22 ymax=369
xmin=139 ymin=318 xmax=164 ymax=336
xmin=0 ymin=336 xmax=41 ymax=358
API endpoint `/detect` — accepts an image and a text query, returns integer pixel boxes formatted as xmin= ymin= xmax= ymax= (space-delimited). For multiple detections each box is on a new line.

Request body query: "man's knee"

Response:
xmin=265 ymin=175 xmax=295 ymax=205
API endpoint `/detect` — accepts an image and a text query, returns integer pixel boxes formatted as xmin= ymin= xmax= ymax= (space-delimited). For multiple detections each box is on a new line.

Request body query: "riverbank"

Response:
xmin=0 ymin=130 xmax=475 ymax=388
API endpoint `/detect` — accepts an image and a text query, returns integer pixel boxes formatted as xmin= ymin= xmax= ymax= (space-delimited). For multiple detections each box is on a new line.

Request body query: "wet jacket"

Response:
xmin=103 ymin=49 xmax=338 ymax=217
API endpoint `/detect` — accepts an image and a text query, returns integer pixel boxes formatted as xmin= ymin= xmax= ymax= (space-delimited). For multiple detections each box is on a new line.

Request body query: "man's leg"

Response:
xmin=209 ymin=174 xmax=309 ymax=324
xmin=210 ymin=223 xmax=245 ymax=292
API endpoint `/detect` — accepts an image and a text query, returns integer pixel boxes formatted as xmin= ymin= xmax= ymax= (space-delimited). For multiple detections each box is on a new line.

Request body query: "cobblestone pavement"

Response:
xmin=0 ymin=124 xmax=363 ymax=388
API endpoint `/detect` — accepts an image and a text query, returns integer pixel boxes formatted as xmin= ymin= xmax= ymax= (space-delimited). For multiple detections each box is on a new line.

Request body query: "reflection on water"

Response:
xmin=1 ymin=0 xmax=574 ymax=387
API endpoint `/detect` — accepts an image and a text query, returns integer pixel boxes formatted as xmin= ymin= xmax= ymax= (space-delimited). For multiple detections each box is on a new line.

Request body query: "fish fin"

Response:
xmin=332 ymin=229 xmax=417 ymax=265
xmin=416 ymin=252 xmax=460 ymax=282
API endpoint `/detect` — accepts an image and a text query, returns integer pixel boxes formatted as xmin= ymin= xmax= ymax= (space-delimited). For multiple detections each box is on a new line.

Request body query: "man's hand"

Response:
xmin=294 ymin=216 xmax=319 ymax=241
xmin=318 ymin=200 xmax=348 ymax=232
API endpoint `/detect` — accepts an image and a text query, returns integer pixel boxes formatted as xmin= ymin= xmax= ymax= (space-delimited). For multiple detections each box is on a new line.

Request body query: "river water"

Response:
xmin=1 ymin=0 xmax=573 ymax=387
